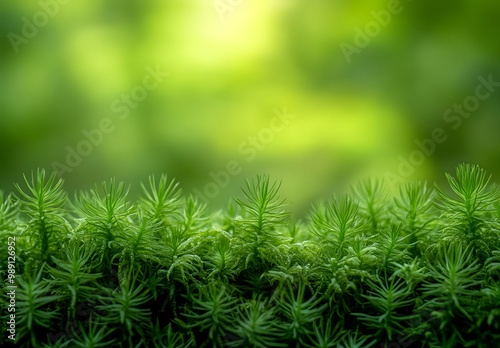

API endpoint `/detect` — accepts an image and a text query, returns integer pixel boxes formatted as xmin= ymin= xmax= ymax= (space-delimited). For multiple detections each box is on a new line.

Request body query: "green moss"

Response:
xmin=1 ymin=165 xmax=499 ymax=347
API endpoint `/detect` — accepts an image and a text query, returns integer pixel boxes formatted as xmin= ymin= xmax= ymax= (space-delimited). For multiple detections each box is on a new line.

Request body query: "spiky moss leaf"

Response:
xmin=182 ymin=282 xmax=239 ymax=347
xmin=0 ymin=191 xmax=18 ymax=284
xmin=139 ymin=174 xmax=183 ymax=230
xmin=309 ymin=195 xmax=365 ymax=259
xmin=147 ymin=321 xmax=194 ymax=348
xmin=420 ymin=244 xmax=483 ymax=345
xmin=486 ymin=250 xmax=500 ymax=277
xmin=352 ymin=178 xmax=390 ymax=235
xmin=76 ymin=178 xmax=133 ymax=274
xmin=277 ymin=282 xmax=327 ymax=342
xmin=61 ymin=319 xmax=116 ymax=348
xmin=375 ymin=224 xmax=412 ymax=271
xmin=391 ymin=182 xmax=437 ymax=255
xmin=227 ymin=296 xmax=287 ymax=348
xmin=233 ymin=175 xmax=291 ymax=272
xmin=480 ymin=281 xmax=500 ymax=329
xmin=160 ymin=226 xmax=202 ymax=284
xmin=96 ymin=273 xmax=152 ymax=338
xmin=309 ymin=196 xmax=379 ymax=302
xmin=312 ymin=235 xmax=377 ymax=306
xmin=301 ymin=316 xmax=346 ymax=348
xmin=354 ymin=276 xmax=417 ymax=342
xmin=14 ymin=169 xmax=70 ymax=266
xmin=181 ymin=195 xmax=208 ymax=234
xmin=435 ymin=164 xmax=500 ymax=261
xmin=113 ymin=209 xmax=164 ymax=273
xmin=204 ymin=234 xmax=239 ymax=282
xmin=337 ymin=329 xmax=376 ymax=348
xmin=15 ymin=263 xmax=63 ymax=346
xmin=391 ymin=258 xmax=428 ymax=291
xmin=0 ymin=191 xmax=18 ymax=232
xmin=48 ymin=242 xmax=102 ymax=320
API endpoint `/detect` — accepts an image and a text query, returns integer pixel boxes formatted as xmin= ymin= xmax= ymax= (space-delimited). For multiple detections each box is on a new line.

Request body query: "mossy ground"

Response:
xmin=1 ymin=164 xmax=499 ymax=347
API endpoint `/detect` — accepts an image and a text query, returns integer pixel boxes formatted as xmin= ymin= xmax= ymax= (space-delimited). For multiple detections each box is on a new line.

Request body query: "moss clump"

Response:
xmin=1 ymin=164 xmax=499 ymax=347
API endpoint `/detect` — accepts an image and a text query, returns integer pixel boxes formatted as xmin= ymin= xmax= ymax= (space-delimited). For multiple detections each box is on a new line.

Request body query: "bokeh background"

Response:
xmin=1 ymin=0 xmax=499 ymax=216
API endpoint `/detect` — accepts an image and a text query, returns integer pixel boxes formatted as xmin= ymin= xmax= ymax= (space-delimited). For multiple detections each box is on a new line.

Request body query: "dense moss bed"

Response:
xmin=1 ymin=164 xmax=499 ymax=347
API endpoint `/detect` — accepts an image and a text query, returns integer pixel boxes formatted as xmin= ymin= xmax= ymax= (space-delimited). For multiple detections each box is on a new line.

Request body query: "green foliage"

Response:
xmin=376 ymin=224 xmax=411 ymax=271
xmin=2 ymin=164 xmax=500 ymax=347
xmin=337 ymin=330 xmax=376 ymax=348
xmin=391 ymin=182 xmax=435 ymax=255
xmin=15 ymin=264 xmax=62 ymax=346
xmin=233 ymin=175 xmax=291 ymax=271
xmin=391 ymin=258 xmax=427 ymax=290
xmin=181 ymin=195 xmax=208 ymax=234
xmin=159 ymin=226 xmax=202 ymax=294
xmin=309 ymin=195 xmax=376 ymax=300
xmin=181 ymin=283 xmax=239 ymax=347
xmin=148 ymin=322 xmax=193 ymax=348
xmin=204 ymin=234 xmax=238 ymax=282
xmin=139 ymin=174 xmax=182 ymax=228
xmin=435 ymin=164 xmax=500 ymax=261
xmin=310 ymin=195 xmax=363 ymax=258
xmin=354 ymin=276 xmax=417 ymax=342
xmin=48 ymin=242 xmax=102 ymax=319
xmin=96 ymin=273 xmax=152 ymax=337
xmin=419 ymin=244 xmax=484 ymax=345
xmin=0 ymin=191 xmax=18 ymax=278
xmin=352 ymin=179 xmax=388 ymax=234
xmin=0 ymin=191 xmax=18 ymax=233
xmin=480 ymin=281 xmax=500 ymax=336
xmin=76 ymin=178 xmax=133 ymax=274
xmin=228 ymin=296 xmax=286 ymax=348
xmin=301 ymin=316 xmax=345 ymax=348
xmin=113 ymin=211 xmax=163 ymax=272
xmin=277 ymin=283 xmax=327 ymax=342
xmin=64 ymin=320 xmax=116 ymax=348
xmin=15 ymin=169 xmax=69 ymax=265
xmin=486 ymin=250 xmax=500 ymax=277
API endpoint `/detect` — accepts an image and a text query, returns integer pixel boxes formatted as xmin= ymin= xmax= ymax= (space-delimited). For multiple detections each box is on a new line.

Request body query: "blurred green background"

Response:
xmin=1 ymin=0 xmax=499 ymax=216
